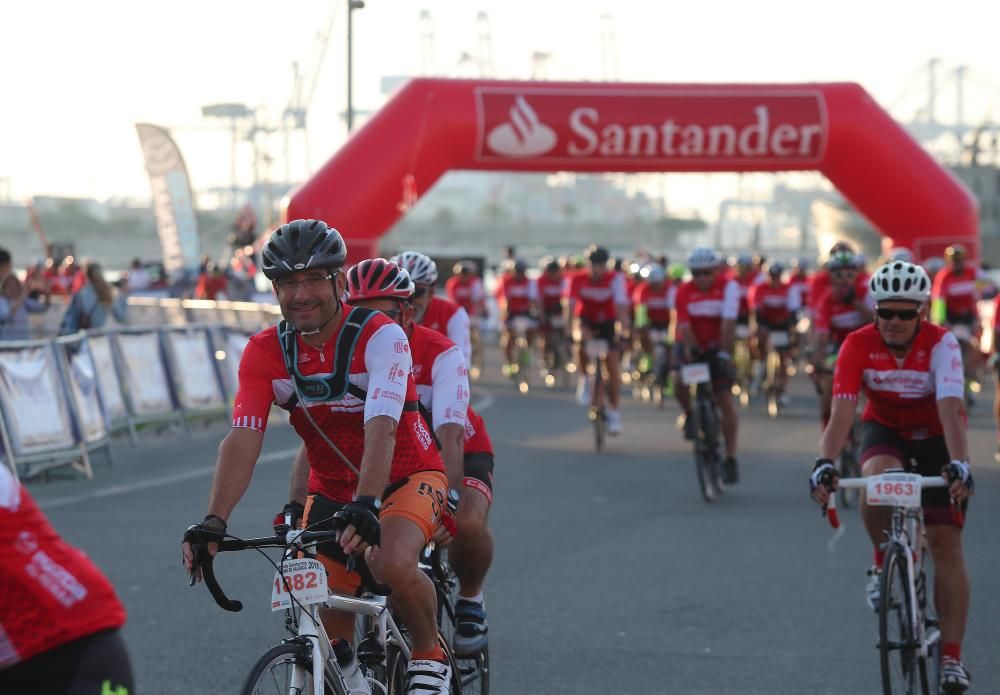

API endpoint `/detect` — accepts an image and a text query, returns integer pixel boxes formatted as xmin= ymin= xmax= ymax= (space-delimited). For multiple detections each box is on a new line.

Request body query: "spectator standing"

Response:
xmin=126 ymin=257 xmax=151 ymax=292
xmin=0 ymin=273 xmax=48 ymax=340
xmin=58 ymin=262 xmax=128 ymax=334
xmin=193 ymin=262 xmax=229 ymax=300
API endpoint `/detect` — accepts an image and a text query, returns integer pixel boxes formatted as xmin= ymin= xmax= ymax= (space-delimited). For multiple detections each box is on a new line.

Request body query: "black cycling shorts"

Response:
xmin=673 ymin=348 xmax=733 ymax=393
xmin=0 ymin=628 xmax=134 ymax=695
xmin=859 ymin=420 xmax=968 ymax=527
xmin=581 ymin=320 xmax=618 ymax=345
xmin=463 ymin=451 xmax=495 ymax=504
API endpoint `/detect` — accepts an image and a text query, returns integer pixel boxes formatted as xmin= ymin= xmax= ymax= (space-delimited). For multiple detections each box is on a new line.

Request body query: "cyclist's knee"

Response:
xmin=860 ymin=454 xmax=901 ymax=477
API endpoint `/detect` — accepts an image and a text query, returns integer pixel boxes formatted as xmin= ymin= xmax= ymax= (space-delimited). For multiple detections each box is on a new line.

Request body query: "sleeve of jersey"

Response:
xmin=528 ymin=278 xmax=539 ymax=301
xmin=447 ymin=307 xmax=472 ymax=365
xmin=931 ymin=331 xmax=966 ymax=400
xmin=721 ymin=280 xmax=740 ymax=319
xmin=471 ymin=279 xmax=484 ymax=302
xmin=787 ymin=285 xmax=802 ymax=312
xmin=747 ymin=284 xmax=760 ymax=311
xmin=612 ymin=274 xmax=628 ymax=305
xmin=667 ymin=285 xmax=677 ymax=309
xmin=363 ymin=323 xmax=410 ymax=423
xmin=431 ymin=345 xmax=470 ymax=428
xmin=830 ymin=334 xmax=862 ymax=401
xmin=231 ymin=335 xmax=275 ymax=433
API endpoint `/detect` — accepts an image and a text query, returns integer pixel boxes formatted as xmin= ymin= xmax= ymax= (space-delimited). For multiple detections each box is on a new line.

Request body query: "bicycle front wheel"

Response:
xmin=241 ymin=642 xmax=340 ymax=695
xmin=879 ymin=545 xmax=920 ymax=695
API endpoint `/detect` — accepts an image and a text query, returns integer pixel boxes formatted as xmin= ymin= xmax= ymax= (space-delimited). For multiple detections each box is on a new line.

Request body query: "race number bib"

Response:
xmin=681 ymin=362 xmax=711 ymax=385
xmin=866 ymin=473 xmax=922 ymax=508
xmin=271 ymin=558 xmax=328 ymax=611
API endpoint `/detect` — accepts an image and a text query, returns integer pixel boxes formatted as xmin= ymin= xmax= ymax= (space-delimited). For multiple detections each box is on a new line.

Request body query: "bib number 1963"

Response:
xmin=866 ymin=473 xmax=921 ymax=508
xmin=271 ymin=558 xmax=328 ymax=611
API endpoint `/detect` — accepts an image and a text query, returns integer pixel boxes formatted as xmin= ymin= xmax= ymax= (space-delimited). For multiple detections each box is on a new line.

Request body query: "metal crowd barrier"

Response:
xmin=1 ymin=295 xmax=282 ymax=481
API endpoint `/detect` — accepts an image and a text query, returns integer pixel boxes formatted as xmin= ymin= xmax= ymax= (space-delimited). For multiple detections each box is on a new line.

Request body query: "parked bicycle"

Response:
xmin=824 ymin=473 xmax=962 ymax=695
xmin=184 ymin=519 xmax=463 ymax=695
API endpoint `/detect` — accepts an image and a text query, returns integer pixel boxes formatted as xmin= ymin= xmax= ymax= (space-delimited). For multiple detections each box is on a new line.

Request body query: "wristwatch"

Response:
xmin=353 ymin=495 xmax=382 ymax=511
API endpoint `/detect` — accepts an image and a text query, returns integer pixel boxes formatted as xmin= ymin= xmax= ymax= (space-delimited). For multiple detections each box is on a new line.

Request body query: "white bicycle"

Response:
xmin=824 ymin=472 xmax=963 ymax=695
xmin=185 ymin=520 xmax=463 ymax=695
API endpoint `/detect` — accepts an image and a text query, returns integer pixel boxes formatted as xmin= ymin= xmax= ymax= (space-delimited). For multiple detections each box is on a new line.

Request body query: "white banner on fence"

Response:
xmin=0 ymin=347 xmax=76 ymax=455
xmin=116 ymin=333 xmax=174 ymax=415
xmin=224 ymin=332 xmax=250 ymax=397
xmin=68 ymin=345 xmax=108 ymax=443
xmin=167 ymin=331 xmax=224 ymax=409
xmin=87 ymin=335 xmax=127 ymax=424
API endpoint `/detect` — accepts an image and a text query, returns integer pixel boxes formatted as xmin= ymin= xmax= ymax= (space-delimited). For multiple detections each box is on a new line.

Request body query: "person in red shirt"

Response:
xmin=536 ymin=258 xmax=568 ymax=378
xmin=445 ymin=261 xmax=485 ymax=320
xmin=194 ymin=262 xmax=229 ymax=300
xmin=672 ymin=246 xmax=742 ymax=483
xmin=182 ymin=221 xmax=455 ymax=692
xmin=0 ymin=465 xmax=133 ymax=693
xmin=632 ymin=263 xmax=674 ymax=391
xmin=812 ymin=250 xmax=873 ymax=428
xmin=810 ymin=260 xmax=974 ymax=693
xmin=565 ymin=245 xmax=630 ymax=435
xmin=932 ymin=244 xmax=982 ymax=403
xmin=494 ymin=259 xmax=539 ymax=377
xmin=992 ymin=291 xmax=1000 ymax=463
xmin=749 ymin=261 xmax=798 ymax=403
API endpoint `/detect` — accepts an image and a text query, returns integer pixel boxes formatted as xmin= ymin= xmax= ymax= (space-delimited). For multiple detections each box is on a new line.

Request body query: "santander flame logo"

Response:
xmin=486 ymin=96 xmax=557 ymax=157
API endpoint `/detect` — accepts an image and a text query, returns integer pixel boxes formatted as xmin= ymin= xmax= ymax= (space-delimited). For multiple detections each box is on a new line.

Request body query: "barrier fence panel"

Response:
xmin=53 ymin=334 xmax=114 ymax=469
xmin=212 ymin=327 xmax=252 ymax=402
xmin=113 ymin=329 xmax=188 ymax=437
xmin=162 ymin=326 xmax=227 ymax=419
xmin=87 ymin=332 xmax=130 ymax=440
xmin=0 ymin=340 xmax=92 ymax=480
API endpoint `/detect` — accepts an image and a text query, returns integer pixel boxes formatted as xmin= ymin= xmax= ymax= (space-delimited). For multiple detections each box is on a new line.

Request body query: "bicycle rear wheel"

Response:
xmin=241 ymin=642 xmax=340 ymax=695
xmin=879 ymin=545 xmax=920 ymax=695
xmin=692 ymin=397 xmax=717 ymax=503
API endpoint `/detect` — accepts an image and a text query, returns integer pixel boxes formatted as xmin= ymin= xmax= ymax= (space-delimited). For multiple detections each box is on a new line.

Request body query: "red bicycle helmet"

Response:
xmin=346 ymin=258 xmax=415 ymax=302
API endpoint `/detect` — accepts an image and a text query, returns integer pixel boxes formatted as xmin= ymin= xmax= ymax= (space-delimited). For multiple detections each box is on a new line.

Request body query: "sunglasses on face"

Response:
xmin=275 ymin=274 xmax=333 ymax=293
xmin=876 ymin=307 xmax=919 ymax=321
xmin=692 ymin=269 xmax=713 ymax=277
xmin=832 ymin=271 xmax=855 ymax=281
xmin=413 ymin=286 xmax=430 ymax=298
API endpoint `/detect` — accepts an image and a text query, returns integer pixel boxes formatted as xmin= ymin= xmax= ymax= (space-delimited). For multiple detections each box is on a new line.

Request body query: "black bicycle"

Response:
xmin=421 ymin=545 xmax=489 ymax=695
xmin=680 ymin=360 xmax=724 ymax=502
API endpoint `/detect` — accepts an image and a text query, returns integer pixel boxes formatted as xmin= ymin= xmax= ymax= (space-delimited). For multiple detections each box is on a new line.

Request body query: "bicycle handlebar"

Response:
xmin=185 ymin=527 xmax=391 ymax=613
xmin=823 ymin=475 xmax=962 ymax=529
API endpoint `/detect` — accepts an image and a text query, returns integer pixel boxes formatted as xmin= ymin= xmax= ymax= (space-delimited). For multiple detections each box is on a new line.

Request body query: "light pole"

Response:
xmin=347 ymin=0 xmax=365 ymax=133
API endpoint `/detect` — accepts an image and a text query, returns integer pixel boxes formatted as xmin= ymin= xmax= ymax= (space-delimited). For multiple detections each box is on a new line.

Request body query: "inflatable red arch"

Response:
xmin=284 ymin=78 xmax=979 ymax=263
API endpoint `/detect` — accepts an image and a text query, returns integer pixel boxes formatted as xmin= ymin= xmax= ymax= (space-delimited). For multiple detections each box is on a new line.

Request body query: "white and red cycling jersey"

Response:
xmin=727 ymin=271 xmax=760 ymax=318
xmin=445 ymin=275 xmax=484 ymax=318
xmin=565 ymin=270 xmax=628 ymax=324
xmin=749 ymin=281 xmax=798 ymax=326
xmin=420 ymin=295 xmax=471 ymax=366
xmin=813 ymin=285 xmax=871 ymax=345
xmin=832 ymin=323 xmax=965 ymax=439
xmin=788 ymin=270 xmax=811 ymax=312
xmin=932 ymin=266 xmax=980 ymax=319
xmin=633 ymin=281 xmax=674 ymax=327
xmin=0 ymin=466 xmax=126 ymax=667
xmin=494 ymin=274 xmax=538 ymax=316
xmin=232 ymin=309 xmax=444 ymax=503
xmin=408 ymin=324 xmax=469 ymax=430
xmin=536 ymin=273 xmax=564 ymax=315
xmin=673 ymin=274 xmax=740 ymax=351
xmin=463 ymin=406 xmax=494 ymax=456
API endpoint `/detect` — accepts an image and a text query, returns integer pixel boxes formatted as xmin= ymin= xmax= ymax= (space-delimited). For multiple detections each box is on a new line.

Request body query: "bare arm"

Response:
xmin=937 ymin=396 xmax=968 ymax=462
xmin=289 ymin=444 xmax=309 ymax=505
xmin=720 ymin=318 xmax=735 ymax=355
xmin=206 ymin=427 xmax=265 ymax=521
xmin=436 ymin=422 xmax=465 ymax=491
xmin=354 ymin=415 xmax=396 ymax=498
xmin=819 ymin=397 xmax=857 ymax=461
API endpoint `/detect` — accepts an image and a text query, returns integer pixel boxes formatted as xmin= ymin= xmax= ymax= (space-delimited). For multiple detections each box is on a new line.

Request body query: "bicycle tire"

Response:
xmin=879 ymin=544 xmax=920 ymax=695
xmin=692 ymin=395 xmax=716 ymax=503
xmin=432 ymin=563 xmax=489 ymax=695
xmin=240 ymin=641 xmax=342 ymax=695
xmin=385 ymin=642 xmax=409 ymax=695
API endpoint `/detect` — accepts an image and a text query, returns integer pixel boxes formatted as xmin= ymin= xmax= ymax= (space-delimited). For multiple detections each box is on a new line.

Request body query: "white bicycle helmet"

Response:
xmin=687 ymin=246 xmax=718 ymax=271
xmin=390 ymin=251 xmax=438 ymax=285
xmin=641 ymin=263 xmax=666 ymax=283
xmin=869 ymin=261 xmax=931 ymax=303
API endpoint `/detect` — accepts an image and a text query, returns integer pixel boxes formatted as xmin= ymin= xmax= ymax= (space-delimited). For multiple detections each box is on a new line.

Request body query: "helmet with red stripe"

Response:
xmin=346 ymin=258 xmax=415 ymax=302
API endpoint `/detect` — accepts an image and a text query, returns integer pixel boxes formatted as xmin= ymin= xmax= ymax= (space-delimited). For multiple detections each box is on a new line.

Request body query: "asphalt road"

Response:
xmin=28 ymin=356 xmax=1000 ymax=694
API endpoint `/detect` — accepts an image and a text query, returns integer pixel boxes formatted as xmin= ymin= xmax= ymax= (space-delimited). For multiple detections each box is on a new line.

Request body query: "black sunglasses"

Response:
xmin=876 ymin=307 xmax=919 ymax=321
xmin=691 ymin=269 xmax=713 ymax=277
xmin=413 ymin=286 xmax=429 ymax=298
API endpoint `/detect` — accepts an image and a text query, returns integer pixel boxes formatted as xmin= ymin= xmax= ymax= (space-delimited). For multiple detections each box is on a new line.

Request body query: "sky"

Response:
xmin=2 ymin=0 xmax=999 ymax=214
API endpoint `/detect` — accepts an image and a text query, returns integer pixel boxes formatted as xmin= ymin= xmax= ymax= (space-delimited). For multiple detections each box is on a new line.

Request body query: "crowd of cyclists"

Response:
xmin=4 ymin=214 xmax=990 ymax=693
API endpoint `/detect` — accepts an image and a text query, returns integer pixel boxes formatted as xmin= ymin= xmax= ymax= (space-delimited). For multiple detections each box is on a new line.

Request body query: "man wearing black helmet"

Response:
xmin=182 ymin=220 xmax=455 ymax=694
xmin=564 ymin=245 xmax=631 ymax=434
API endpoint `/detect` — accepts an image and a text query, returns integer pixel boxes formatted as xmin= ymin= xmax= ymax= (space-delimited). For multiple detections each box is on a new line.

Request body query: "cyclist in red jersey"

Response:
xmin=632 ymin=263 xmax=674 ymax=386
xmin=672 ymin=246 xmax=742 ymax=483
xmin=810 ymin=261 xmax=974 ymax=693
xmin=343 ymin=260 xmax=495 ymax=657
xmin=932 ymin=244 xmax=982 ymax=403
xmin=445 ymin=260 xmax=485 ymax=320
xmin=536 ymin=257 xmax=567 ymax=370
xmin=812 ymin=250 xmax=873 ymax=428
xmin=393 ymin=251 xmax=472 ymax=370
xmin=749 ymin=261 xmax=798 ymax=404
xmin=494 ymin=259 xmax=539 ymax=377
xmin=182 ymin=221 xmax=454 ymax=694
xmin=0 ymin=465 xmax=133 ymax=694
xmin=565 ymin=245 xmax=630 ymax=434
